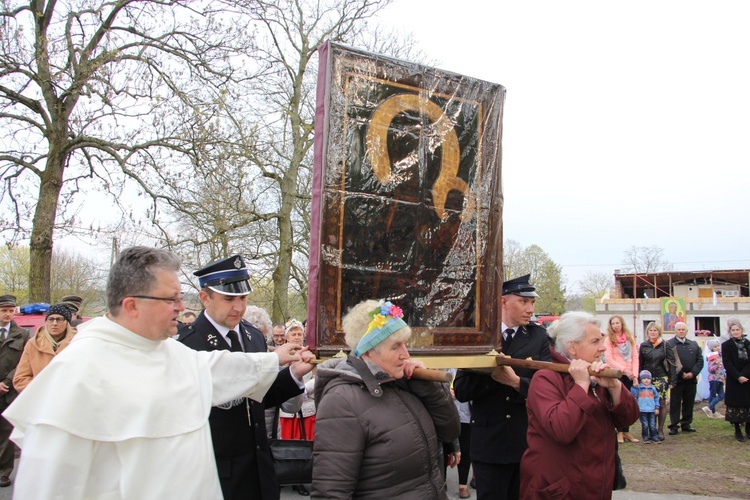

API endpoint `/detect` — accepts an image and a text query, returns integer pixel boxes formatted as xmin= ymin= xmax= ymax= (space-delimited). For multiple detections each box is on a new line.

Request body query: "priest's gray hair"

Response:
xmin=554 ymin=311 xmax=601 ymax=354
xmin=107 ymin=246 xmax=181 ymax=315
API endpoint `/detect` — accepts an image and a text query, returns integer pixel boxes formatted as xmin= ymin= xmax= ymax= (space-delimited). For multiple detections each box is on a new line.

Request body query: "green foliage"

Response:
xmin=503 ymin=240 xmax=565 ymax=315
xmin=622 ymin=245 xmax=673 ymax=273
xmin=0 ymin=246 xmax=30 ymax=304
xmin=0 ymin=246 xmax=105 ymax=314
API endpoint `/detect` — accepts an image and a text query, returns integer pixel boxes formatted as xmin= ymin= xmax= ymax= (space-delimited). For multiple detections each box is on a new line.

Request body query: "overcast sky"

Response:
xmin=54 ymin=1 xmax=750 ymax=294
xmin=376 ymin=0 xmax=750 ymax=291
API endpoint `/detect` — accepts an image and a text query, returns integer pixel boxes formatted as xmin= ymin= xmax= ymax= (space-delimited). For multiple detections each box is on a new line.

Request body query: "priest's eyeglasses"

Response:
xmin=128 ymin=295 xmax=185 ymax=306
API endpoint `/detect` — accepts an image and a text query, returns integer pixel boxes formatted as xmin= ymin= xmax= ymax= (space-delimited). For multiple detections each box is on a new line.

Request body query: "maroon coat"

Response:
xmin=520 ymin=350 xmax=639 ymax=500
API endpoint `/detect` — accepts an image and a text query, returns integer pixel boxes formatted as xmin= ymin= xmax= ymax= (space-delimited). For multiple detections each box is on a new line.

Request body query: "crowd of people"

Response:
xmin=0 ymin=249 xmax=748 ymax=499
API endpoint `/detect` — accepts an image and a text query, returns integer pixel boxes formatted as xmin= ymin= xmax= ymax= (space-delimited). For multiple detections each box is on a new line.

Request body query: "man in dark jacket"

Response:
xmin=666 ymin=321 xmax=704 ymax=434
xmin=0 ymin=294 xmax=29 ymax=487
xmin=179 ymin=256 xmax=314 ymax=500
xmin=454 ymin=275 xmax=551 ymax=500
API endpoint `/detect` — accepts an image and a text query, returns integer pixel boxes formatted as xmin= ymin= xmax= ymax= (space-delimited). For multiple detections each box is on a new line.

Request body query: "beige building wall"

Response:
xmin=595 ymin=297 xmax=750 ymax=345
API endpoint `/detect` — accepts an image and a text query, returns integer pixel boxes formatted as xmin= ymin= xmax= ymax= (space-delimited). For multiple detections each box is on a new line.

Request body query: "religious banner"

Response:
xmin=308 ymin=42 xmax=505 ymax=355
xmin=662 ymin=297 xmax=686 ymax=333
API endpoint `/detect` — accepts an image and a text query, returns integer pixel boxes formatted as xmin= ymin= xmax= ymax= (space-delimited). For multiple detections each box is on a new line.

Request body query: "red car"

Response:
xmin=534 ymin=315 xmax=560 ymax=329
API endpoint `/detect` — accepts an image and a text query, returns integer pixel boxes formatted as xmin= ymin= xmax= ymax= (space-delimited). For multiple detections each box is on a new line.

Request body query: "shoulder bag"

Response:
xmin=269 ymin=407 xmax=314 ymax=485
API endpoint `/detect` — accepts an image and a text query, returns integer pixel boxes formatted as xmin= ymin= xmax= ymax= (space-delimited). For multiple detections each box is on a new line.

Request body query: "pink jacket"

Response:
xmin=604 ymin=337 xmax=639 ymax=381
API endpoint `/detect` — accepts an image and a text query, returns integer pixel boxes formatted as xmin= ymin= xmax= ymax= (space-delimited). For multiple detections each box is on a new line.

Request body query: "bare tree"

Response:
xmin=578 ymin=271 xmax=613 ymax=298
xmin=0 ymin=0 xmax=256 ymax=301
xmin=242 ymin=0 xmax=401 ymax=321
xmin=148 ymin=0 xmax=419 ymax=321
xmin=503 ymin=239 xmax=523 ymax=280
xmin=622 ymin=245 xmax=673 ymax=274
xmin=50 ymin=248 xmax=107 ymax=313
xmin=574 ymin=270 xmax=613 ymax=313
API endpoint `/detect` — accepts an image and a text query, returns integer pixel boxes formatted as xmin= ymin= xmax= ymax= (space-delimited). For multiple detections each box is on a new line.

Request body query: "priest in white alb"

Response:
xmin=3 ymin=246 xmax=314 ymax=499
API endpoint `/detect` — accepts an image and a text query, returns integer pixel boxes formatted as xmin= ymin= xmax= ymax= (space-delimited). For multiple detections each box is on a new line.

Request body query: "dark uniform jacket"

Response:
xmin=454 ymin=322 xmax=550 ymax=464
xmin=0 ymin=321 xmax=29 ymax=407
xmin=179 ymin=312 xmax=303 ymax=500
xmin=665 ymin=336 xmax=704 ymax=386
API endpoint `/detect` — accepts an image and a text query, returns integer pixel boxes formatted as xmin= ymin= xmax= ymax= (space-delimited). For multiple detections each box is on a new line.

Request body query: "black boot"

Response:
xmin=735 ymin=424 xmax=746 ymax=442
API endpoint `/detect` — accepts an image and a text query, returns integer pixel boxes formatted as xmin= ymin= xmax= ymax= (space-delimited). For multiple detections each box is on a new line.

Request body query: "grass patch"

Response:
xmin=618 ymin=402 xmax=750 ymax=498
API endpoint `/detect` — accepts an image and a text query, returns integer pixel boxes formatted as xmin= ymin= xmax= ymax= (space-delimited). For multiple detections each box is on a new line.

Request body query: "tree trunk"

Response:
xmin=271 ymin=55 xmax=310 ymax=323
xmin=28 ymin=146 xmax=65 ymax=303
xmin=272 ymin=207 xmax=293 ymax=322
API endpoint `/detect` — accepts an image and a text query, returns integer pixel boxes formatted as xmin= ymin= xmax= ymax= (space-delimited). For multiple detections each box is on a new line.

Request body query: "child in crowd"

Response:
xmin=703 ymin=338 xmax=726 ymax=419
xmin=630 ymin=370 xmax=661 ymax=443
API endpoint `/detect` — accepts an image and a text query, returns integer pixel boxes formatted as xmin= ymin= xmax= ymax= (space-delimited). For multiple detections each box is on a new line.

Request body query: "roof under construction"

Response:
xmin=613 ymin=269 xmax=750 ymax=299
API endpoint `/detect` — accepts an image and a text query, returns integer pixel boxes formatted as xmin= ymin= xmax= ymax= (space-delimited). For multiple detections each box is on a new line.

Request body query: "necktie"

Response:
xmin=227 ymin=330 xmax=243 ymax=352
xmin=0 ymin=328 xmax=5 ymax=341
xmin=503 ymin=328 xmax=515 ymax=353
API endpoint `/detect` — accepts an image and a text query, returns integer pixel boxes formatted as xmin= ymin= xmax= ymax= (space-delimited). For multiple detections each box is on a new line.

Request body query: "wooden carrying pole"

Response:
xmin=309 ymin=357 xmax=452 ymax=382
xmin=412 ymin=354 xmax=623 ymax=379
xmin=411 ymin=368 xmax=453 ymax=383
xmin=311 ymin=354 xmax=622 ymax=380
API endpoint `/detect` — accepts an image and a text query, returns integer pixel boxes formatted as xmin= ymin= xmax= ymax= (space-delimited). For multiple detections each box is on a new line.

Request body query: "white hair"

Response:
xmin=545 ymin=319 xmax=560 ymax=340
xmin=243 ymin=305 xmax=273 ymax=339
xmin=554 ymin=311 xmax=601 ymax=354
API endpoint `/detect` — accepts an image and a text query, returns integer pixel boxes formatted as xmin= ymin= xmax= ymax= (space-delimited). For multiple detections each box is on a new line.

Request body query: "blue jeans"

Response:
xmin=708 ymin=380 xmax=725 ymax=412
xmin=639 ymin=412 xmax=658 ymax=441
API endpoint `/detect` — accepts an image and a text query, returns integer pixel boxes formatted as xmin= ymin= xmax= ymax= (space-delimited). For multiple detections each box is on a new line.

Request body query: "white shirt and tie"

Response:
xmin=203 ymin=312 xmax=305 ymax=387
xmin=204 ymin=313 xmax=246 ymax=352
xmin=501 ymin=323 xmax=516 ymax=352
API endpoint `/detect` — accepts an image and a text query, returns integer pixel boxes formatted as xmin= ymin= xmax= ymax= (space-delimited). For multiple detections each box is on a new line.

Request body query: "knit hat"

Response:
xmin=46 ymin=303 xmax=72 ymax=323
xmin=353 ymin=301 xmax=407 ymax=357
xmin=707 ymin=338 xmax=721 ymax=350
xmin=639 ymin=370 xmax=652 ymax=380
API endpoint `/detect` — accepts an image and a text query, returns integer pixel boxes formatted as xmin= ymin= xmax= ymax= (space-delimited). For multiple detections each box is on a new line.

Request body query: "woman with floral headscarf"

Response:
xmin=13 ymin=304 xmax=76 ymax=392
xmin=311 ymin=300 xmax=459 ymax=499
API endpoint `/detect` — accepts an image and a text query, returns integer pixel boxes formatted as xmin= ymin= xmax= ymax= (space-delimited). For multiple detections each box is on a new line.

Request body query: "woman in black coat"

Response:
xmin=639 ymin=322 xmax=670 ymax=440
xmin=721 ymin=318 xmax=750 ymax=442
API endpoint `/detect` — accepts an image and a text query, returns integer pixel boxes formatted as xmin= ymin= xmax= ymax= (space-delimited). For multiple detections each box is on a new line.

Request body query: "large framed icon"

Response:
xmin=307 ymin=42 xmax=506 ymax=355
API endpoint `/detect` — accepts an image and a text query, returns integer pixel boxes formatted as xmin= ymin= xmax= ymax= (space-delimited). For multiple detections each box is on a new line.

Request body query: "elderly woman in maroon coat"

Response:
xmin=520 ymin=312 xmax=639 ymax=500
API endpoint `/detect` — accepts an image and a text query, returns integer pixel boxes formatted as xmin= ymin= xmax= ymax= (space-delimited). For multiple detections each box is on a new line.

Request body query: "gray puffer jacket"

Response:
xmin=311 ymin=356 xmax=459 ymax=499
